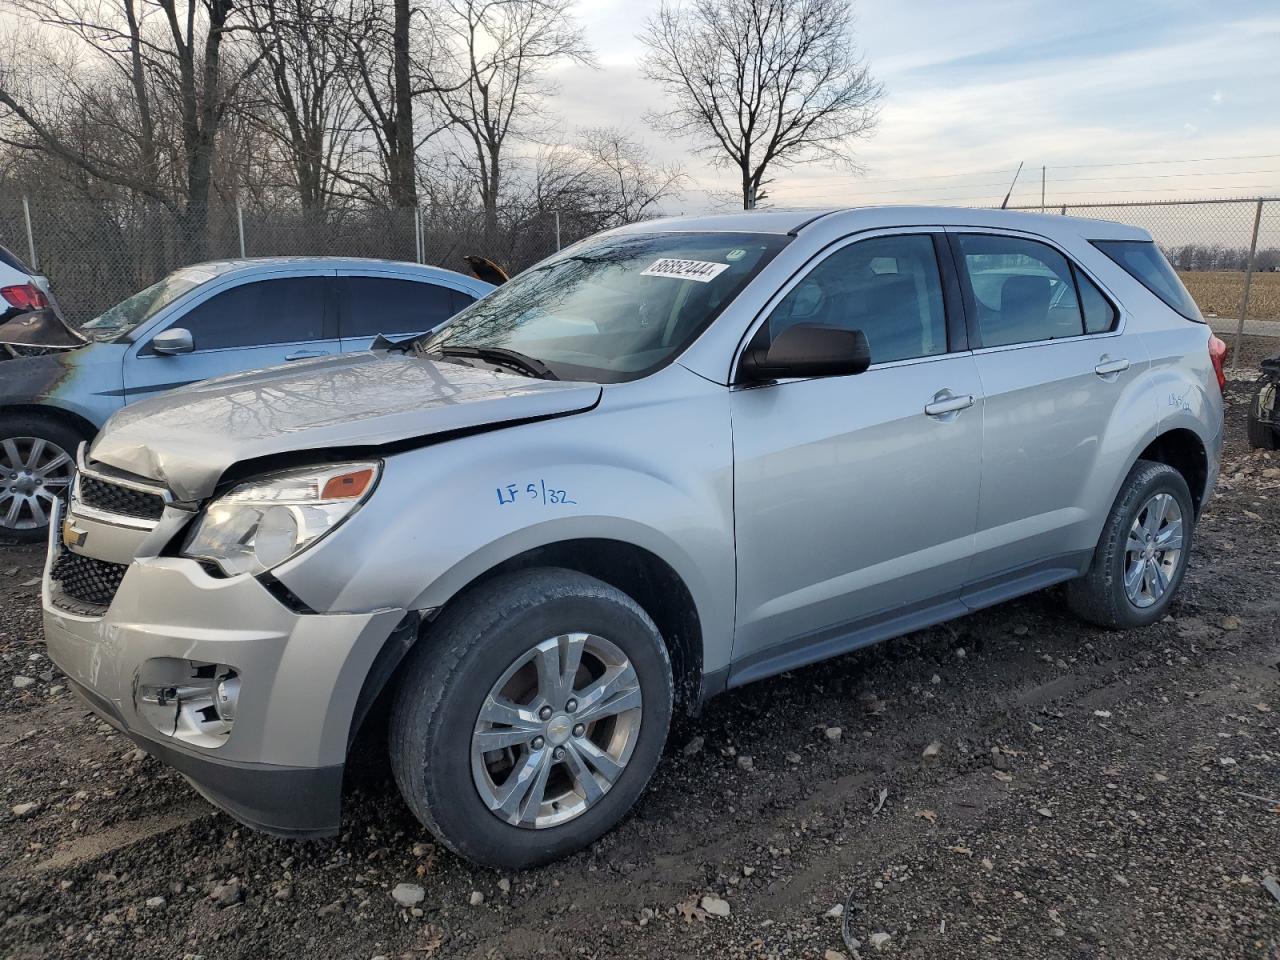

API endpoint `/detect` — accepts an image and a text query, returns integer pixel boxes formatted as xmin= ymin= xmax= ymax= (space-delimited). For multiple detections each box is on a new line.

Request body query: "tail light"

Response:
xmin=1208 ymin=334 xmax=1228 ymax=392
xmin=0 ymin=283 xmax=49 ymax=311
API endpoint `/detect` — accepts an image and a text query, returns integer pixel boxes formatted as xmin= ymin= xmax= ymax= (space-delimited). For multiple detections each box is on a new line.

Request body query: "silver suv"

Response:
xmin=42 ymin=208 xmax=1225 ymax=868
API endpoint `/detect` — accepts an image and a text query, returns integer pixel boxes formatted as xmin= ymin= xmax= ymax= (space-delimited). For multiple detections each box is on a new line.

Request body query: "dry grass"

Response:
xmin=1179 ymin=270 xmax=1280 ymax=321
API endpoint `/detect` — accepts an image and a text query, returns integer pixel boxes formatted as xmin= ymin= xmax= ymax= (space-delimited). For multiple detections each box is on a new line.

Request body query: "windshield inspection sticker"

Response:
xmin=641 ymin=258 xmax=731 ymax=283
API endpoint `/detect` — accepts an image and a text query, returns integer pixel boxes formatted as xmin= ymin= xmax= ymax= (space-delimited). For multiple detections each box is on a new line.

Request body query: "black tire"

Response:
xmin=0 ymin=413 xmax=84 ymax=543
xmin=1067 ymin=459 xmax=1195 ymax=629
xmin=389 ymin=568 xmax=673 ymax=869
xmin=1246 ymin=379 xmax=1278 ymax=450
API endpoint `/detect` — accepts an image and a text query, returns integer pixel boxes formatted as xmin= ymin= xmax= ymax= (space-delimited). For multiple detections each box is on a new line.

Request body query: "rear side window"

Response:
xmin=1075 ymin=268 xmax=1118 ymax=334
xmin=956 ymin=234 xmax=1084 ymax=346
xmin=1093 ymin=240 xmax=1203 ymax=322
xmin=338 ymin=276 xmax=464 ymax=338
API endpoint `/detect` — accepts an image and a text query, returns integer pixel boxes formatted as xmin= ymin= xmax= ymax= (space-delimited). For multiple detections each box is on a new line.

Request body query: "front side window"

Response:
xmin=761 ymin=234 xmax=947 ymax=365
xmin=958 ymin=234 xmax=1090 ymax=347
xmin=1093 ymin=239 xmax=1203 ymax=321
xmin=170 ymin=277 xmax=326 ymax=352
xmin=422 ymin=231 xmax=789 ymax=382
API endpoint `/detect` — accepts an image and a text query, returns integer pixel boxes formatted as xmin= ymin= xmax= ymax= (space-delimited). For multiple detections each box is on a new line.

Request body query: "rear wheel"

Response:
xmin=1067 ymin=460 xmax=1195 ymax=629
xmin=0 ymin=415 xmax=80 ymax=542
xmin=389 ymin=568 xmax=673 ymax=868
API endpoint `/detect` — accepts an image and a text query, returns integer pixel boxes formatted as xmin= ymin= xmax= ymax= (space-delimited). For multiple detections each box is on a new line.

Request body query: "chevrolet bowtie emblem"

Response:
xmin=62 ymin=518 xmax=88 ymax=548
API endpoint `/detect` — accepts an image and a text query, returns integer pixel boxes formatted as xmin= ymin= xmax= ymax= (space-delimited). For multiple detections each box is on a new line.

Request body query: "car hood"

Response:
xmin=90 ymin=351 xmax=602 ymax=500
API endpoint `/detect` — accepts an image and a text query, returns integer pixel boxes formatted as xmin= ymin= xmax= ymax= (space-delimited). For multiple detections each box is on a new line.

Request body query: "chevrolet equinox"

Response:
xmin=42 ymin=207 xmax=1225 ymax=868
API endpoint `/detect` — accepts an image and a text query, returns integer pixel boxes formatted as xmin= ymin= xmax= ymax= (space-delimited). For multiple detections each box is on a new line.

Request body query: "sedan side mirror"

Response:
xmin=739 ymin=323 xmax=871 ymax=382
xmin=150 ymin=327 xmax=194 ymax=355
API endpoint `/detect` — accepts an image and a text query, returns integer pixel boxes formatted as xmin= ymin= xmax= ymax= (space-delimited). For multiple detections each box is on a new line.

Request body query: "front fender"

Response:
xmin=273 ymin=367 xmax=737 ymax=672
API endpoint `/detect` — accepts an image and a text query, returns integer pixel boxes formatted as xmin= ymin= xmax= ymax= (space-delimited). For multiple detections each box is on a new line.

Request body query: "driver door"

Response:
xmin=124 ymin=274 xmax=338 ymax=399
xmin=729 ymin=231 xmax=985 ymax=683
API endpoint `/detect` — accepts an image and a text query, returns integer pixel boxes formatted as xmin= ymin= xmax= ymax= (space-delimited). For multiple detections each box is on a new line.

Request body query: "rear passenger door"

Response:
xmin=948 ymin=229 xmax=1149 ymax=588
xmin=335 ymin=274 xmax=474 ymax=352
xmin=123 ymin=274 xmax=338 ymax=399
xmin=730 ymin=231 xmax=985 ymax=679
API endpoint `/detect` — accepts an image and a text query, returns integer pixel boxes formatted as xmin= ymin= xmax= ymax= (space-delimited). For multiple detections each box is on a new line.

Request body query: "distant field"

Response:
xmin=1179 ymin=270 xmax=1280 ymax=321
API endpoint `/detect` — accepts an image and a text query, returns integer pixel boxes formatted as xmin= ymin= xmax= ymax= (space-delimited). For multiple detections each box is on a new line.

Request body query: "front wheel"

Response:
xmin=0 ymin=415 xmax=81 ymax=542
xmin=389 ymin=568 xmax=673 ymax=869
xmin=1067 ymin=460 xmax=1196 ymax=629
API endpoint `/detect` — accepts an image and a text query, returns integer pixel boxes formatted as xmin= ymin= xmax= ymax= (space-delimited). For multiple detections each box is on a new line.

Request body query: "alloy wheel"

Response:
xmin=0 ymin=436 xmax=74 ymax=531
xmin=471 ymin=632 xmax=643 ymax=829
xmin=1123 ymin=492 xmax=1184 ymax=608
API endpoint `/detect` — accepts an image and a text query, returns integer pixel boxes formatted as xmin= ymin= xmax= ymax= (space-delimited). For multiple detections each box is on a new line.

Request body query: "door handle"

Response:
xmin=1094 ymin=356 xmax=1130 ymax=378
xmin=284 ymin=349 xmax=330 ymax=361
xmin=924 ymin=392 xmax=975 ymax=418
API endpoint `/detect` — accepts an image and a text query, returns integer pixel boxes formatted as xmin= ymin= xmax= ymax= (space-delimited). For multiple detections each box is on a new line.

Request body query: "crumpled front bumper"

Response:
xmin=42 ymin=508 xmax=407 ymax=837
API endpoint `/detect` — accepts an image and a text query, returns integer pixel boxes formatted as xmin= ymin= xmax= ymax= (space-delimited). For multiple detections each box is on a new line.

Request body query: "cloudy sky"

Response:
xmin=547 ymin=0 xmax=1280 ymax=211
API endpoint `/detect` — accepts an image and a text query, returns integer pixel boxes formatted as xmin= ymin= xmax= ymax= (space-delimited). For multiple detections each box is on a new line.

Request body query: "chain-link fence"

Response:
xmin=0 ymin=197 xmax=596 ymax=326
xmin=2 ymin=193 xmax=1277 ymax=352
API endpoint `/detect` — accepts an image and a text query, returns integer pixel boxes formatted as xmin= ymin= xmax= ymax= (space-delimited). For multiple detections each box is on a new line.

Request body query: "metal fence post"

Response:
xmin=1231 ymin=198 xmax=1264 ymax=370
xmin=21 ymin=195 xmax=38 ymax=271
xmin=237 ymin=202 xmax=247 ymax=258
xmin=414 ymin=207 xmax=424 ymax=264
xmin=555 ymin=210 xmax=561 ymax=251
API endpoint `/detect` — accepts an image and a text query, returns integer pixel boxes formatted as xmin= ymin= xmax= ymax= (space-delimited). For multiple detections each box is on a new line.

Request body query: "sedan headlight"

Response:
xmin=182 ymin=462 xmax=381 ymax=576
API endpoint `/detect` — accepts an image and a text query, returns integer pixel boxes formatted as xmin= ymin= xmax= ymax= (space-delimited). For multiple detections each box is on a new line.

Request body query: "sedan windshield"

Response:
xmin=78 ymin=266 xmax=215 ymax=341
xmin=422 ymin=231 xmax=789 ymax=382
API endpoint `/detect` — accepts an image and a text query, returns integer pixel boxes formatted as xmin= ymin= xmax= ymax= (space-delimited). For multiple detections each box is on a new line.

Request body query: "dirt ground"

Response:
xmin=1 ymin=341 xmax=1278 ymax=960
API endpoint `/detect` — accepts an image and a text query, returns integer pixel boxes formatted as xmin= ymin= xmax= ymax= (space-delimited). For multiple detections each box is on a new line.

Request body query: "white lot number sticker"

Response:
xmin=641 ymin=258 xmax=731 ymax=283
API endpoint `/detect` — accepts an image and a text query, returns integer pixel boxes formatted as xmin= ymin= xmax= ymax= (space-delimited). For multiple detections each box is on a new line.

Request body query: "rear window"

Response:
xmin=0 ymin=242 xmax=32 ymax=274
xmin=1093 ymin=240 xmax=1203 ymax=322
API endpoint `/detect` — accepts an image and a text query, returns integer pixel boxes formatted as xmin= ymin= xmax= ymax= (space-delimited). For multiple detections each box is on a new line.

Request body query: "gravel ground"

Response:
xmin=1 ymin=341 xmax=1278 ymax=960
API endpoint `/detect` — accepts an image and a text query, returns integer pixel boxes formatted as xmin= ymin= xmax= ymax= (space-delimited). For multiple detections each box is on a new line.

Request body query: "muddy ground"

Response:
xmin=1 ymin=340 xmax=1278 ymax=960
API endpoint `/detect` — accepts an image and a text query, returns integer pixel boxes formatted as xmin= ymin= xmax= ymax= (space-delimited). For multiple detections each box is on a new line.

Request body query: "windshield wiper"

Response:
xmin=427 ymin=344 xmax=559 ymax=380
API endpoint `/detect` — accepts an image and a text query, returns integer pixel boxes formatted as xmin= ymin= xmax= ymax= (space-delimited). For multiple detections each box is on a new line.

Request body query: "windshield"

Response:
xmin=78 ymin=267 xmax=214 ymax=341
xmin=421 ymin=231 xmax=789 ymax=382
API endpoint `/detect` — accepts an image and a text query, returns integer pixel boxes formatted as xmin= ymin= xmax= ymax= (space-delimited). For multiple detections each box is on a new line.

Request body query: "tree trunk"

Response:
xmin=389 ymin=0 xmax=417 ymax=208
xmin=483 ymin=147 xmax=500 ymax=247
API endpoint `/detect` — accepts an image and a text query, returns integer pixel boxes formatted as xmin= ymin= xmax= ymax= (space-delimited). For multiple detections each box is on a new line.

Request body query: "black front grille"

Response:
xmin=51 ymin=550 xmax=128 ymax=608
xmin=78 ymin=474 xmax=165 ymax=521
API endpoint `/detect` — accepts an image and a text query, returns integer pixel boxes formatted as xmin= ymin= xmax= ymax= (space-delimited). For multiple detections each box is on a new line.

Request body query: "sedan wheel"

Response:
xmin=0 ymin=436 xmax=74 ymax=533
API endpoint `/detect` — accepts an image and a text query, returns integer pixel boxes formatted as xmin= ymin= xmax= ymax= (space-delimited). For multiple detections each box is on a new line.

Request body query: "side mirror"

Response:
xmin=150 ymin=327 xmax=194 ymax=355
xmin=739 ymin=323 xmax=871 ymax=382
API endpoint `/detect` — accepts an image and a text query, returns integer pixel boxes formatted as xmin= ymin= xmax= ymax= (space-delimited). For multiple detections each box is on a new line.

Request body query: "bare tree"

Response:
xmin=423 ymin=0 xmax=594 ymax=240
xmin=577 ymin=128 xmax=686 ymax=224
xmin=338 ymin=0 xmax=452 ymax=206
xmin=523 ymin=128 xmax=684 ymax=225
xmin=0 ymin=0 xmax=273 ymax=251
xmin=639 ymin=0 xmax=882 ymax=208
xmin=243 ymin=0 xmax=360 ymax=209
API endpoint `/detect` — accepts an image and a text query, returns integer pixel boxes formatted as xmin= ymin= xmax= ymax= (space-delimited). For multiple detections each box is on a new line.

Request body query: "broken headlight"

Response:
xmin=181 ymin=462 xmax=381 ymax=576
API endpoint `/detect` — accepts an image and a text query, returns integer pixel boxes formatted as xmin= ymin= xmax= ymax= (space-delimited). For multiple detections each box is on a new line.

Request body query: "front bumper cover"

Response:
xmin=67 ymin=675 xmax=344 ymax=837
xmin=43 ymin=507 xmax=407 ymax=837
